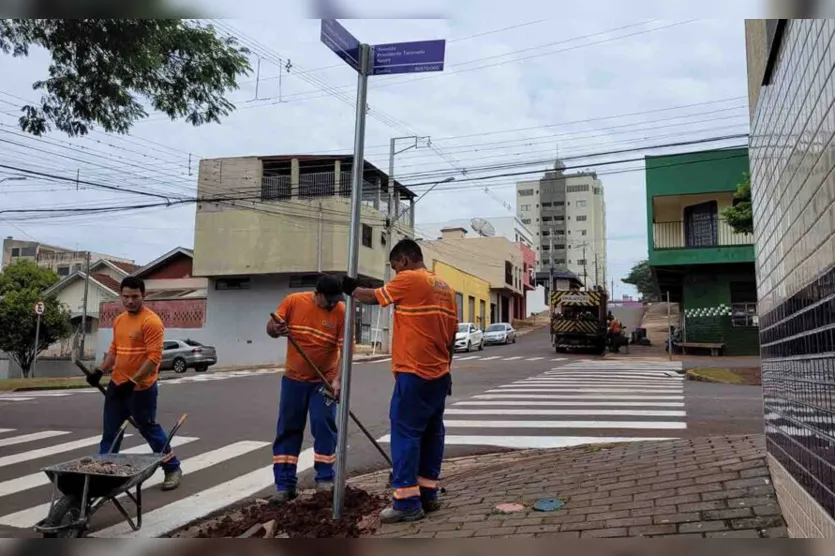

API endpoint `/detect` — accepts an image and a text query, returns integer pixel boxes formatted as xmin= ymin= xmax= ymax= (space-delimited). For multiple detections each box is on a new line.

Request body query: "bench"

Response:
xmin=678 ymin=342 xmax=726 ymax=357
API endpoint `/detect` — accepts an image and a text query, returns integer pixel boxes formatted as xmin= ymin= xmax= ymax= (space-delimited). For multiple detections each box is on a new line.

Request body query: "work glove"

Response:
xmin=341 ymin=276 xmax=358 ymax=296
xmin=86 ymin=368 xmax=104 ymax=388
xmin=113 ymin=380 xmax=136 ymax=398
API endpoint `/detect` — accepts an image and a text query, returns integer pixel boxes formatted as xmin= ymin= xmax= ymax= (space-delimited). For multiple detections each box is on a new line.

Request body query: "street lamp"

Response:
xmin=0 ymin=176 xmax=26 ymax=184
xmin=411 ymin=176 xmax=456 ymax=208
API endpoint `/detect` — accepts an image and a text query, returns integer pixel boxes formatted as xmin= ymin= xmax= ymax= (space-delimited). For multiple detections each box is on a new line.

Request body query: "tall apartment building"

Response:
xmin=2 ymin=237 xmax=135 ymax=275
xmin=516 ymin=160 xmax=607 ymax=288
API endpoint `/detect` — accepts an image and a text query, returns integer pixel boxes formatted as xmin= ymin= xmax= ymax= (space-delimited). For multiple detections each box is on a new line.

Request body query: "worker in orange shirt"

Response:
xmin=86 ymin=276 xmax=182 ymax=491
xmin=344 ymin=239 xmax=458 ymax=524
xmin=265 ymin=275 xmax=346 ymax=505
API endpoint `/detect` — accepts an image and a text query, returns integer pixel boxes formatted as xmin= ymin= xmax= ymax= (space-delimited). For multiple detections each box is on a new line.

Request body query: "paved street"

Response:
xmin=0 ymin=328 xmax=763 ymax=538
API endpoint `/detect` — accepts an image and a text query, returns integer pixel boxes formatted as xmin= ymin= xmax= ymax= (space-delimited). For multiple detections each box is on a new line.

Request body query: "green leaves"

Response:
xmin=622 ymin=260 xmax=659 ymax=302
xmin=1 ymin=19 xmax=251 ymax=137
xmin=0 ymin=260 xmax=72 ymax=376
xmin=722 ymin=172 xmax=754 ymax=235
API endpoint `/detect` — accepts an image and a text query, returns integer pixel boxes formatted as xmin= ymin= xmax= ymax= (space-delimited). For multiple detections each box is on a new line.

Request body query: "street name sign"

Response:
xmin=372 ymin=39 xmax=446 ymax=75
xmin=320 ymin=19 xmax=361 ymax=71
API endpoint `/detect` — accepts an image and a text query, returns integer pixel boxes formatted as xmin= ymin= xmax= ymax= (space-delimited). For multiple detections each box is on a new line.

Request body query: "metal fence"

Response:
xmin=653 ymin=219 xmax=754 ymax=249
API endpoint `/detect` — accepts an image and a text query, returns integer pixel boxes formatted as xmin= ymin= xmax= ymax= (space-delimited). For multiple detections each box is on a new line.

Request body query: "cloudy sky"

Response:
xmin=0 ymin=6 xmax=758 ymax=297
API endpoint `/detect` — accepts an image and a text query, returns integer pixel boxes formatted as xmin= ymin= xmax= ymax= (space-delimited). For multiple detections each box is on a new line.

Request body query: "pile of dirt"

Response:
xmin=196 ymin=486 xmax=388 ymax=538
xmin=67 ymin=458 xmax=137 ymax=476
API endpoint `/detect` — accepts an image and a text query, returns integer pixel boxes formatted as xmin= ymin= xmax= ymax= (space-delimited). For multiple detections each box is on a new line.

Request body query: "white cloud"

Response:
xmin=0 ymin=12 xmax=750 ymax=297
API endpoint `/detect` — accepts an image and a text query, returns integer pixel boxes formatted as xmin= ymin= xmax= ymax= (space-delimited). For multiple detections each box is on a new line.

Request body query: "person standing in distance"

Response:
xmin=266 ymin=275 xmax=346 ymax=505
xmin=343 ymin=239 xmax=457 ymax=523
xmin=86 ymin=276 xmax=182 ymax=490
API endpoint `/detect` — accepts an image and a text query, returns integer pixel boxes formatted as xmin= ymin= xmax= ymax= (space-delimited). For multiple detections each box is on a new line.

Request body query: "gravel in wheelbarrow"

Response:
xmin=195 ymin=486 xmax=388 ymax=538
xmin=62 ymin=457 xmax=138 ymax=476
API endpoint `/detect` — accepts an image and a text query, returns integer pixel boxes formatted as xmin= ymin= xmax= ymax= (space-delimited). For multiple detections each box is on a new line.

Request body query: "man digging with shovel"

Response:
xmin=266 ymin=275 xmax=346 ymax=506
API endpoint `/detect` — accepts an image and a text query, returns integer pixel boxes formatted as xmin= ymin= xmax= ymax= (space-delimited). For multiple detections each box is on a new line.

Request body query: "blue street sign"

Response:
xmin=320 ymin=19 xmax=361 ymax=72
xmin=371 ymin=39 xmax=446 ymax=76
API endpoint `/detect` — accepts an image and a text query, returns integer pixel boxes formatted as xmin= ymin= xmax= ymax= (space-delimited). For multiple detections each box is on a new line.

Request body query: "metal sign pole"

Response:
xmin=32 ymin=313 xmax=41 ymax=378
xmin=667 ymin=291 xmax=672 ymax=361
xmin=333 ymin=42 xmax=371 ymax=520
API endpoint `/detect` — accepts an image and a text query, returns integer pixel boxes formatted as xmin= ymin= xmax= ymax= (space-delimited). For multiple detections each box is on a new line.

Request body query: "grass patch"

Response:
xmin=687 ymin=367 xmax=761 ymax=386
xmin=0 ymin=376 xmax=111 ymax=392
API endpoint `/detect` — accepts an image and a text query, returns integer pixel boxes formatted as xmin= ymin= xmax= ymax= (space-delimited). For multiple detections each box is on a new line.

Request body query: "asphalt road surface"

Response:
xmin=0 ymin=328 xmax=763 ymax=538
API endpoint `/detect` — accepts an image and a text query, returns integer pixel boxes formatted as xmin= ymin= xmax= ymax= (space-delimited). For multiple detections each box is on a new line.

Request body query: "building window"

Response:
xmin=468 ymin=296 xmax=476 ymax=323
xmin=520 ymin=204 xmax=531 ymax=211
xmin=521 ymin=218 xmax=531 ymax=225
xmin=455 ymin=292 xmax=464 ymax=321
xmin=542 ymin=202 xmax=552 ymax=207
xmin=684 ymin=201 xmax=718 ymax=247
xmin=555 ymin=259 xmax=565 ymax=265
xmin=73 ymin=263 xmax=82 ymax=272
xmin=361 ymin=224 xmax=373 ymax=248
xmin=10 ymin=247 xmax=19 ymax=257
xmin=542 ymin=216 xmax=552 ymax=222
xmin=576 ymin=200 xmax=588 ymax=208
xmin=731 ymin=303 xmax=758 ymax=327
xmin=504 ymin=262 xmax=513 ymax=285
xmin=57 ymin=266 xmax=70 ymax=276
xmin=581 ymin=230 xmax=587 ymax=236
xmin=381 ymin=231 xmax=387 ymax=247
xmin=518 ymin=188 xmax=534 ymax=197
xmin=567 ymin=184 xmax=589 ymax=193
xmin=21 ymin=246 xmax=36 ymax=256
xmin=578 ymin=259 xmax=587 ymax=265
xmin=215 ymin=277 xmax=251 ymax=290
xmin=576 ymin=215 xmax=587 ymax=222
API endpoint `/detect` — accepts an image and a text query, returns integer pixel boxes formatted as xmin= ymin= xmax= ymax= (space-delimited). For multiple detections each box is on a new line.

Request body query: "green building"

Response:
xmin=646 ymin=147 xmax=759 ymax=356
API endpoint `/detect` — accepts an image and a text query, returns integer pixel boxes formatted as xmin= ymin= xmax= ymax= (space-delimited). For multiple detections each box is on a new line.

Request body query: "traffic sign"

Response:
xmin=320 ymin=19 xmax=361 ymax=72
xmin=371 ymin=39 xmax=446 ymax=76
xmin=34 ymin=301 xmax=44 ymax=315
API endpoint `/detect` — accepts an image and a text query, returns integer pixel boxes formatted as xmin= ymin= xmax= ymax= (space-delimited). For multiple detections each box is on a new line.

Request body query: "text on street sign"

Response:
xmin=371 ymin=39 xmax=446 ymax=75
xmin=320 ymin=19 xmax=361 ymax=71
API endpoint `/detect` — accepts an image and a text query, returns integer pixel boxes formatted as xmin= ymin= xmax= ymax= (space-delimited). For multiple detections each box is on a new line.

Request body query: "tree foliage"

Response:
xmin=0 ymin=260 xmax=72 ymax=377
xmin=722 ymin=172 xmax=754 ymax=235
xmin=0 ymin=19 xmax=251 ymax=137
xmin=622 ymin=260 xmax=660 ymax=302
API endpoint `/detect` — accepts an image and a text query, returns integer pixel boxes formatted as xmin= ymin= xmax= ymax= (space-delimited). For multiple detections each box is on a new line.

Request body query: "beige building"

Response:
xmin=418 ymin=227 xmax=526 ymax=323
xmin=745 ymin=19 xmax=835 ymax=537
xmin=191 ymin=154 xmax=415 ymax=365
xmin=2 ymin=237 xmax=134 ymax=276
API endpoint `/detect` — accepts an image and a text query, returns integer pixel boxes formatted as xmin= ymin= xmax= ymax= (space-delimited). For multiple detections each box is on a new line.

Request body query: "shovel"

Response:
xmin=72 ymin=348 xmax=139 ymax=430
xmin=270 ymin=313 xmax=393 ymax=468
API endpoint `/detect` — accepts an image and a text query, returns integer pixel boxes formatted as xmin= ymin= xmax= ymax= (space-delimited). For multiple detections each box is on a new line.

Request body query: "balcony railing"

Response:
xmin=260 ymin=172 xmax=408 ymax=213
xmin=652 ymin=218 xmax=754 ymax=249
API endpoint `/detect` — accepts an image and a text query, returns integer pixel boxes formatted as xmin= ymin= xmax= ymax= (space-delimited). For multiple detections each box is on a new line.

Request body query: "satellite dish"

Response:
xmin=471 ymin=217 xmax=496 ymax=237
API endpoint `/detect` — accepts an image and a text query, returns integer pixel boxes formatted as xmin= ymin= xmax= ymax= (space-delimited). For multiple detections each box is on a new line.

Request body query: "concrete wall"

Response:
xmin=432 ymin=260 xmax=491 ymax=328
xmin=748 ymin=19 xmax=835 ymax=535
xmin=0 ymin=356 xmax=95 ymax=380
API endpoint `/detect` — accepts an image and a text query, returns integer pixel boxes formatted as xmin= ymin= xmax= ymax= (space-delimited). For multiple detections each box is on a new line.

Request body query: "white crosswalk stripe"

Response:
xmin=363 ymin=354 xmax=574 ymax=364
xmin=378 ymin=359 xmax=687 ymax=450
xmin=0 ymin=427 xmax=279 ymax=537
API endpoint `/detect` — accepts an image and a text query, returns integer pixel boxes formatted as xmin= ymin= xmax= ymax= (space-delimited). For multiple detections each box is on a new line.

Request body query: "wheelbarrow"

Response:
xmin=33 ymin=413 xmax=188 ymax=538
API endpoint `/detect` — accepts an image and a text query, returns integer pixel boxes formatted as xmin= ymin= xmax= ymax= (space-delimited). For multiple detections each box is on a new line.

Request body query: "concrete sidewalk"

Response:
xmin=351 ymin=435 xmax=788 ymax=538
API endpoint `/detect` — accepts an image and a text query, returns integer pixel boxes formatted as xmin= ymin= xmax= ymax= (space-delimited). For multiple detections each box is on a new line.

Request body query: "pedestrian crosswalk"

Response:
xmin=0 ymin=426 xmax=277 ymax=538
xmin=367 ymin=355 xmax=569 ymax=364
xmin=377 ymin=359 xmax=686 ymax=451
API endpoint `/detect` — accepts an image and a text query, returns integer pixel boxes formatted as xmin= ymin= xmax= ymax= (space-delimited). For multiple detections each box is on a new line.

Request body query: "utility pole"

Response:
xmin=582 ymin=246 xmax=588 ymax=289
xmin=80 ymin=252 xmax=91 ymax=358
xmin=594 ymin=253 xmax=599 ymax=287
xmin=333 ymin=41 xmax=371 ymax=520
xmin=383 ymin=134 xmax=429 ymax=354
xmin=667 ymin=291 xmax=672 ymax=361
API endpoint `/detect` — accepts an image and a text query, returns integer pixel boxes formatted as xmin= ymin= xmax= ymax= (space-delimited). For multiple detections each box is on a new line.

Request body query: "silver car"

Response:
xmin=483 ymin=323 xmax=517 ymax=345
xmin=161 ymin=339 xmax=218 ymax=373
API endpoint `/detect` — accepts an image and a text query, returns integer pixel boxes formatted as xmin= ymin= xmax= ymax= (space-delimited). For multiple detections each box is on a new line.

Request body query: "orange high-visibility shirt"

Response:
xmin=108 ymin=307 xmax=164 ymax=390
xmin=276 ymin=292 xmax=345 ymax=382
xmin=374 ymin=269 xmax=458 ymax=380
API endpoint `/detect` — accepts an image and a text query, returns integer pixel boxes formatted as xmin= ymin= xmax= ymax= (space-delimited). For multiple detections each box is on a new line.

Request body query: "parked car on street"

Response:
xmin=161 ymin=339 xmax=218 ymax=373
xmin=483 ymin=323 xmax=517 ymax=345
xmin=455 ymin=322 xmax=484 ymax=352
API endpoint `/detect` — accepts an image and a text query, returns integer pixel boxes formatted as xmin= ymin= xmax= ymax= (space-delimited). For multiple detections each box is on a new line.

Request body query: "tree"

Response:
xmin=622 ymin=260 xmax=660 ymax=302
xmin=0 ymin=19 xmax=251 ymax=137
xmin=722 ymin=172 xmax=754 ymax=235
xmin=0 ymin=260 xmax=72 ymax=377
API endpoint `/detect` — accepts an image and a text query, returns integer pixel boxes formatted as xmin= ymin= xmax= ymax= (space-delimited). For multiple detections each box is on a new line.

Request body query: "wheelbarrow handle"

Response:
xmin=105 ymin=420 xmax=131 ymax=455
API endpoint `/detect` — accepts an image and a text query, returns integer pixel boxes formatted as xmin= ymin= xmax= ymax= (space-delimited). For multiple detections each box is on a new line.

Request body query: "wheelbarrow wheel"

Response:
xmin=42 ymin=495 xmax=85 ymax=538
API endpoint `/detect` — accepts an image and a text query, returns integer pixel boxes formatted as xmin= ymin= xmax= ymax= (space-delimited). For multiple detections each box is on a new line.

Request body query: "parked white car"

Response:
xmin=455 ymin=322 xmax=484 ymax=352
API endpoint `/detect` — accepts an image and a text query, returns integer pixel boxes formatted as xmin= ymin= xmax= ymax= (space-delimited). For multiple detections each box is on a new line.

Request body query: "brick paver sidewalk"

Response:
xmin=351 ymin=435 xmax=788 ymax=538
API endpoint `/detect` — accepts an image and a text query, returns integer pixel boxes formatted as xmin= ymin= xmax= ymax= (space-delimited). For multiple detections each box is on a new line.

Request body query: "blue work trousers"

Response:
xmin=99 ymin=381 xmax=181 ymax=473
xmin=389 ymin=372 xmax=451 ymax=512
xmin=272 ymin=375 xmax=338 ymax=492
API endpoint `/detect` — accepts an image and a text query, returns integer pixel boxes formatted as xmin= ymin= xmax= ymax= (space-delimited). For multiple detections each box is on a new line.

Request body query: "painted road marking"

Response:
xmin=455 ymin=400 xmax=686 ymax=408
xmin=376 ymin=435 xmax=678 ymax=450
xmin=0 ymin=439 xmax=264 ymax=529
xmin=498 ymin=385 xmax=682 ymax=391
xmin=456 ymin=356 xmax=481 ymax=361
xmin=0 ymin=429 xmax=15 ymax=434
xmin=550 ymin=358 xmax=567 ymax=361
xmin=445 ymin=408 xmax=687 ymax=417
xmin=520 ymin=377 xmax=683 ymax=384
xmin=443 ymin=420 xmax=688 ymax=430
xmin=0 ymin=431 xmax=70 ymax=448
xmin=481 ymin=356 xmax=502 ymax=360
xmin=526 ymin=357 xmax=545 ymax=361
xmin=503 ymin=357 xmax=524 ymax=361
xmin=92 ymin=448 xmax=315 ymax=538
xmin=0 ymin=435 xmax=129 ymax=469
xmin=0 ymin=397 xmax=35 ymax=403
xmin=473 ymin=394 xmax=684 ymax=401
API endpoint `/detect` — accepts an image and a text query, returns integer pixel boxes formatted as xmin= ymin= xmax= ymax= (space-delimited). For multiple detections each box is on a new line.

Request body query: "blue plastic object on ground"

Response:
xmin=533 ymin=498 xmax=564 ymax=512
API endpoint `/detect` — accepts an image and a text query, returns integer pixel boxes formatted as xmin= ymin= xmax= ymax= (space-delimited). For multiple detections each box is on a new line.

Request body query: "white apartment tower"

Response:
xmin=516 ymin=160 xmax=607 ymax=288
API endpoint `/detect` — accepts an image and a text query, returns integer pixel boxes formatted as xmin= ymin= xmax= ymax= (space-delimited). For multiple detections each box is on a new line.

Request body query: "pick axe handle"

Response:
xmin=74 ymin=359 xmax=139 ymax=430
xmin=269 ymin=313 xmax=393 ymax=468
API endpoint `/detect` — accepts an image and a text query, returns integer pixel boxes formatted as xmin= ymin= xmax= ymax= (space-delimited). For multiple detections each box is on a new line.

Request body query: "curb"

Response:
xmin=685 ymin=369 xmax=755 ymax=385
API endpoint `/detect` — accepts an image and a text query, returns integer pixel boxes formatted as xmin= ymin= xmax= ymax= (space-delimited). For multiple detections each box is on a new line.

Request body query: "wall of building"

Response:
xmin=680 ymin=269 xmax=759 ymax=356
xmin=747 ymin=18 xmax=835 ymax=535
xmin=144 ymin=253 xmax=194 ymax=280
xmin=417 ymin=217 xmax=535 ymax=250
xmin=432 ymin=260 xmax=491 ymax=328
